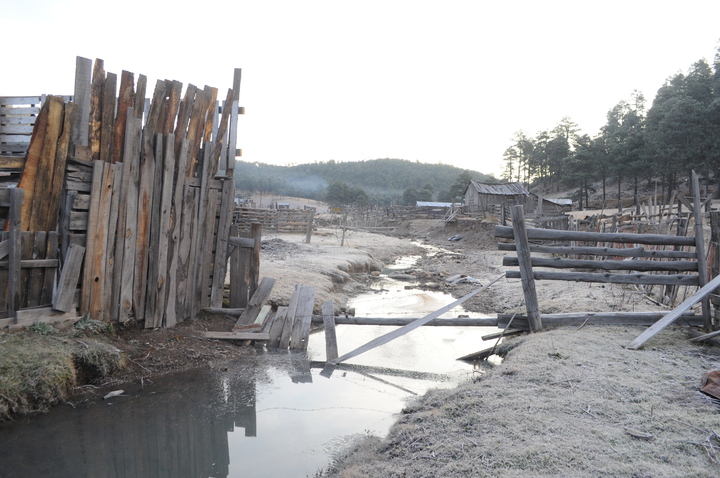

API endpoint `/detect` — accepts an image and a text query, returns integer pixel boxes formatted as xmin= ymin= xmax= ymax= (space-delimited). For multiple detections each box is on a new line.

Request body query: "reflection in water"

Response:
xmin=0 ymin=253 xmax=497 ymax=478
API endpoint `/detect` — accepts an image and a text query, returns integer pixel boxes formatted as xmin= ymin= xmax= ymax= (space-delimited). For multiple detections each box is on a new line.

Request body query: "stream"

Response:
xmin=0 ymin=251 xmax=498 ymax=478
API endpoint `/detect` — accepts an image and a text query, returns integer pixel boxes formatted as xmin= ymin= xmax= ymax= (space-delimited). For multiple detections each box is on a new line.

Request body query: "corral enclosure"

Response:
xmin=0 ymin=57 xmax=242 ymax=328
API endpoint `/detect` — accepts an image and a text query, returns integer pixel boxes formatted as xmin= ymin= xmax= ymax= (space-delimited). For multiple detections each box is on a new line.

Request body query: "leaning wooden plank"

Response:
xmin=502 ymin=256 xmax=699 ymax=272
xmin=88 ymin=59 xmax=105 ymax=161
xmin=99 ymin=72 xmax=117 ymax=163
xmin=88 ymin=161 xmax=115 ymax=320
xmin=279 ymin=284 xmax=302 ymax=349
xmin=233 ymin=277 xmax=276 ymax=327
xmin=267 ymin=306 xmax=289 ymax=348
xmin=505 ymin=270 xmax=700 ymax=287
xmin=72 ymin=56 xmax=92 ymax=147
xmin=151 ymin=134 xmax=175 ymax=327
xmin=322 ymin=300 xmax=338 ymax=361
xmin=102 ymin=163 xmax=122 ymax=317
xmin=688 ymin=329 xmax=720 ymax=342
xmin=309 ymin=317 xmax=499 ymax=327
xmin=692 ymin=170 xmax=710 ymax=330
xmin=290 ymin=286 xmax=316 ymax=350
xmin=26 ymin=232 xmax=47 ymax=307
xmin=510 ymin=205 xmax=541 ymax=332
xmin=179 ymin=185 xmax=199 ymax=320
xmin=210 ymin=178 xmax=235 ymax=307
xmin=13 ymin=307 xmax=78 ymax=328
xmin=174 ymin=84 xmax=197 ymax=155
xmin=196 ymin=188 xmax=218 ymax=311
xmin=328 ymin=274 xmax=503 ymax=365
xmin=204 ymin=331 xmax=270 ymax=341
xmin=53 ymin=244 xmax=85 ymax=312
xmin=627 ymin=273 xmax=720 ymax=350
xmin=495 ymin=225 xmax=697 ymax=247
xmin=7 ymin=188 xmax=24 ymax=317
xmin=80 ymin=160 xmax=104 ymax=316
xmin=46 ymin=102 xmax=77 ymax=232
xmin=0 ymin=240 xmax=7 ymax=260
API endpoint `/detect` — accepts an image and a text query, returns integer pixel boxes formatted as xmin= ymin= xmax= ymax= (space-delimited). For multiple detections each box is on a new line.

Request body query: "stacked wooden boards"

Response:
xmin=233 ymin=207 xmax=314 ymax=234
xmin=65 ymin=57 xmax=242 ymax=327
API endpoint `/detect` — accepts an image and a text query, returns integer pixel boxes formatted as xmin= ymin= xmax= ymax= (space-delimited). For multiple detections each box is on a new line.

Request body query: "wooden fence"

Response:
xmin=496 ymin=172 xmax=713 ymax=333
xmin=233 ymin=207 xmax=314 ymax=233
xmin=0 ymin=56 xmax=243 ymax=329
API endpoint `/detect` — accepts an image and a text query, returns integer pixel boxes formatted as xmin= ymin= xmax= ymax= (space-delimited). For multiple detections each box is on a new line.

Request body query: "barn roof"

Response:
xmin=465 ymin=181 xmax=529 ymax=196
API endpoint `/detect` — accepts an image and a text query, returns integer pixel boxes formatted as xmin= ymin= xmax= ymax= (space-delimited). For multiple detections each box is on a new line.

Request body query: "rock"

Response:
xmin=387 ymin=273 xmax=417 ymax=281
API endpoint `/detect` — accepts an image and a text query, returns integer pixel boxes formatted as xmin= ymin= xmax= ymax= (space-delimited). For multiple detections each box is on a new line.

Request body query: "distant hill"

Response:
xmin=234 ymin=158 xmax=497 ymax=205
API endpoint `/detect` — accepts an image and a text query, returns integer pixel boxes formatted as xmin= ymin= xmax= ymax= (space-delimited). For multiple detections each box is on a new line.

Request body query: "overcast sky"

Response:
xmin=4 ymin=0 xmax=720 ymax=177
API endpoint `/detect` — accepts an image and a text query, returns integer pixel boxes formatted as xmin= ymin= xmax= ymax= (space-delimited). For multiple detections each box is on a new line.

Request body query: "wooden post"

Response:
xmin=710 ymin=211 xmax=720 ymax=328
xmin=305 ymin=210 xmax=315 ymax=244
xmin=8 ymin=188 xmax=24 ymax=318
xmin=322 ymin=300 xmax=338 ymax=361
xmin=510 ymin=205 xmax=542 ymax=332
xmin=692 ymin=171 xmax=711 ymax=331
xmin=249 ymin=223 xmax=261 ymax=300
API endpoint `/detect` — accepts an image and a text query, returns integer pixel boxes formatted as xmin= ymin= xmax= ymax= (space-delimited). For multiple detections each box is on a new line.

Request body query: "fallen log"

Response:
xmin=498 ymin=311 xmax=702 ymax=329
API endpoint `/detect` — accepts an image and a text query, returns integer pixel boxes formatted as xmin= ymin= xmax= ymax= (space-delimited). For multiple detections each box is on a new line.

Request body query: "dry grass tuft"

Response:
xmin=320 ymin=326 xmax=720 ymax=477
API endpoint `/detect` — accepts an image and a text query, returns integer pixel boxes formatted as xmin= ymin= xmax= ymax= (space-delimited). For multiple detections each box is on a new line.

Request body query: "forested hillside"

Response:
xmin=234 ymin=158 xmax=497 ymax=206
xmin=502 ymin=44 xmax=720 ymax=209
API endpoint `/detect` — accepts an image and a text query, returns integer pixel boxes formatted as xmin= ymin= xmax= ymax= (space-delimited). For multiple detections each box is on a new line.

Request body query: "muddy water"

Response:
xmin=0 ymin=254 xmax=498 ymax=478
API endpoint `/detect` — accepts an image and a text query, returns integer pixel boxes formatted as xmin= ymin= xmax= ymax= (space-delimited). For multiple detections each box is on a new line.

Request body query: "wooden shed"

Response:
xmin=463 ymin=181 xmax=529 ymax=212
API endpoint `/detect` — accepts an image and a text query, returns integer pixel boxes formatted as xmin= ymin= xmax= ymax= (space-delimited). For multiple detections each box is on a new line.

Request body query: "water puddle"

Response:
xmin=0 ymin=252 xmax=500 ymax=478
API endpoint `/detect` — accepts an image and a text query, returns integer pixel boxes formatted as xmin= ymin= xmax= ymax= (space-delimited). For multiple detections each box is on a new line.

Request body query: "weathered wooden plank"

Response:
xmin=99 ymin=72 xmax=116 ymax=163
xmin=80 ymin=161 xmax=104 ymax=316
xmin=228 ymin=225 xmax=248 ymax=307
xmin=53 ymin=244 xmax=85 ymax=312
xmin=202 ymin=86 xmax=218 ymax=145
xmin=162 ymin=81 xmax=183 ymax=136
xmin=0 ymin=240 xmax=7 ymax=260
xmin=13 ymin=307 xmax=78 ymax=328
xmin=328 ymin=275 xmax=503 ymax=365
xmin=88 ymin=161 xmax=115 ymax=320
xmin=278 ymin=284 xmax=301 ymax=349
xmin=233 ymin=277 xmax=276 ymax=328
xmin=290 ymin=286 xmax=316 ymax=350
xmin=210 ymin=178 xmax=235 ymax=307
xmin=133 ymin=74 xmax=147 ymax=120
xmin=0 ymin=259 xmax=60 ymax=269
xmin=510 ymin=206 xmax=541 ymax=332
xmin=498 ymin=311 xmax=702 ymax=329
xmin=18 ymin=232 xmax=32 ymax=308
xmin=496 ymin=243 xmax=698 ymax=259
xmin=0 ymin=156 xmax=25 ymax=169
xmin=228 ymin=236 xmax=255 ymax=249
xmin=0 ymin=97 xmax=43 ymax=106
xmin=0 ymin=106 xmax=41 ymax=116
xmin=322 ymin=300 xmax=338 ymax=361
xmin=505 ymin=270 xmax=701 ymax=286
xmin=0 ymin=124 xmax=34 ymax=134
xmin=88 ymin=59 xmax=105 ymax=160
xmin=495 ymin=225 xmax=697 ymax=246
xmin=502 ymin=256 xmax=699 ymax=272
xmin=627 ymin=273 xmax=720 ymax=350
xmin=112 ymin=70 xmax=135 ymax=163
xmin=26 ymin=232 xmax=47 ymax=307
xmin=310 ymin=316 xmax=499 ymax=327
xmin=179 ymin=185 xmax=199 ymax=320
xmin=692 ymin=171 xmax=711 ymax=330
xmin=102 ymin=163 xmax=122 ymax=317
xmin=7 ymin=189 xmax=23 ymax=317
xmin=267 ymin=306 xmax=289 ymax=348
xmin=173 ymin=84 xmax=197 ymax=155
xmin=249 ymin=223 xmax=261 ymax=299
xmin=0 ymin=116 xmax=38 ymax=126
xmin=196 ymin=188 xmax=218 ymax=311
xmin=164 ymin=138 xmax=189 ymax=328
xmin=151 ymin=134 xmax=175 ymax=328
xmin=185 ymin=88 xmax=209 ymax=177
xmin=40 ymin=232 xmax=58 ymax=306
xmin=204 ymin=331 xmax=270 ymax=341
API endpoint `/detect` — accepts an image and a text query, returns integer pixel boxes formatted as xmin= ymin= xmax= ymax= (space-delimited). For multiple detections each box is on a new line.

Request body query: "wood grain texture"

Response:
xmin=72 ymin=56 xmax=92 ymax=147
xmin=88 ymin=59 xmax=105 ymax=160
xmin=234 ymin=277 xmax=276 ymax=327
xmin=290 ymin=286 xmax=316 ymax=350
xmin=53 ymin=244 xmax=85 ymax=312
xmin=322 ymin=300 xmax=338 ymax=361
xmin=99 ymin=72 xmax=116 ymax=163
xmin=112 ymin=70 xmax=135 ymax=163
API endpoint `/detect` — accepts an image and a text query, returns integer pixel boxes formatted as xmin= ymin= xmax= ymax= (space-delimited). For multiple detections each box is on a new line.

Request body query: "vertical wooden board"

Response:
xmin=112 ymin=70 xmax=135 ymax=163
xmin=88 ymin=161 xmax=115 ymax=321
xmin=267 ymin=306 xmax=288 ymax=348
xmin=53 ymin=244 xmax=85 ymax=312
xmin=176 ymin=185 xmax=197 ymax=321
xmin=89 ymin=59 xmax=105 ymax=161
xmin=72 ymin=56 xmax=92 ymax=147
xmin=196 ymin=188 xmax=219 ymax=311
xmin=142 ymin=136 xmax=164 ymax=325
xmin=0 ymin=232 xmax=7 ymax=311
xmin=210 ymin=89 xmax=235 ymax=173
xmin=322 ymin=300 xmax=338 ymax=361
xmin=225 ymin=100 xmax=239 ymax=173
xmin=133 ymin=74 xmax=147 ymax=120
xmin=174 ymin=84 xmax=197 ymax=157
xmin=46 ymin=103 xmax=78 ymax=233
xmin=249 ymin=223 xmax=261 ymax=299
xmin=164 ymin=138 xmax=189 ymax=328
xmin=81 ymin=161 xmax=104 ymax=315
xmin=290 ymin=286 xmax=316 ymax=350
xmin=144 ymin=80 xmax=168 ymax=138
xmin=185 ymin=89 xmax=209 ymax=177
xmin=26 ymin=231 xmax=47 ymax=307
xmin=102 ymin=163 xmax=122 ymax=318
xmin=202 ymin=86 xmax=218 ymax=144
xmin=60 ymin=190 xmax=77 ymax=261
xmin=233 ymin=277 xmax=276 ymax=327
xmin=187 ymin=146 xmax=213 ymax=315
xmin=210 ymin=178 xmax=235 ymax=307
xmin=279 ymin=284 xmax=302 ymax=349
xmin=41 ymin=232 xmax=59 ymax=305
xmin=117 ymin=117 xmax=142 ymax=322
xmin=162 ymin=81 xmax=183 ymax=136
xmin=134 ymin=133 xmax=158 ymax=323
xmin=228 ymin=225 xmax=247 ymax=308
xmin=99 ymin=72 xmax=117 ymax=163
xmin=510 ymin=205 xmax=542 ymax=332
xmin=152 ymin=134 xmax=175 ymax=328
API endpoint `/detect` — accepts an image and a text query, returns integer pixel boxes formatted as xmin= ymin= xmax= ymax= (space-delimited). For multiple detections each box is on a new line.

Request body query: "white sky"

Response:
xmin=3 ymin=0 xmax=720 ymax=177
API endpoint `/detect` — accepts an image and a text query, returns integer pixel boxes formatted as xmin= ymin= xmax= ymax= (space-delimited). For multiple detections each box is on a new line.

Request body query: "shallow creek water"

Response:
xmin=0 ymin=250 xmax=498 ymax=478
